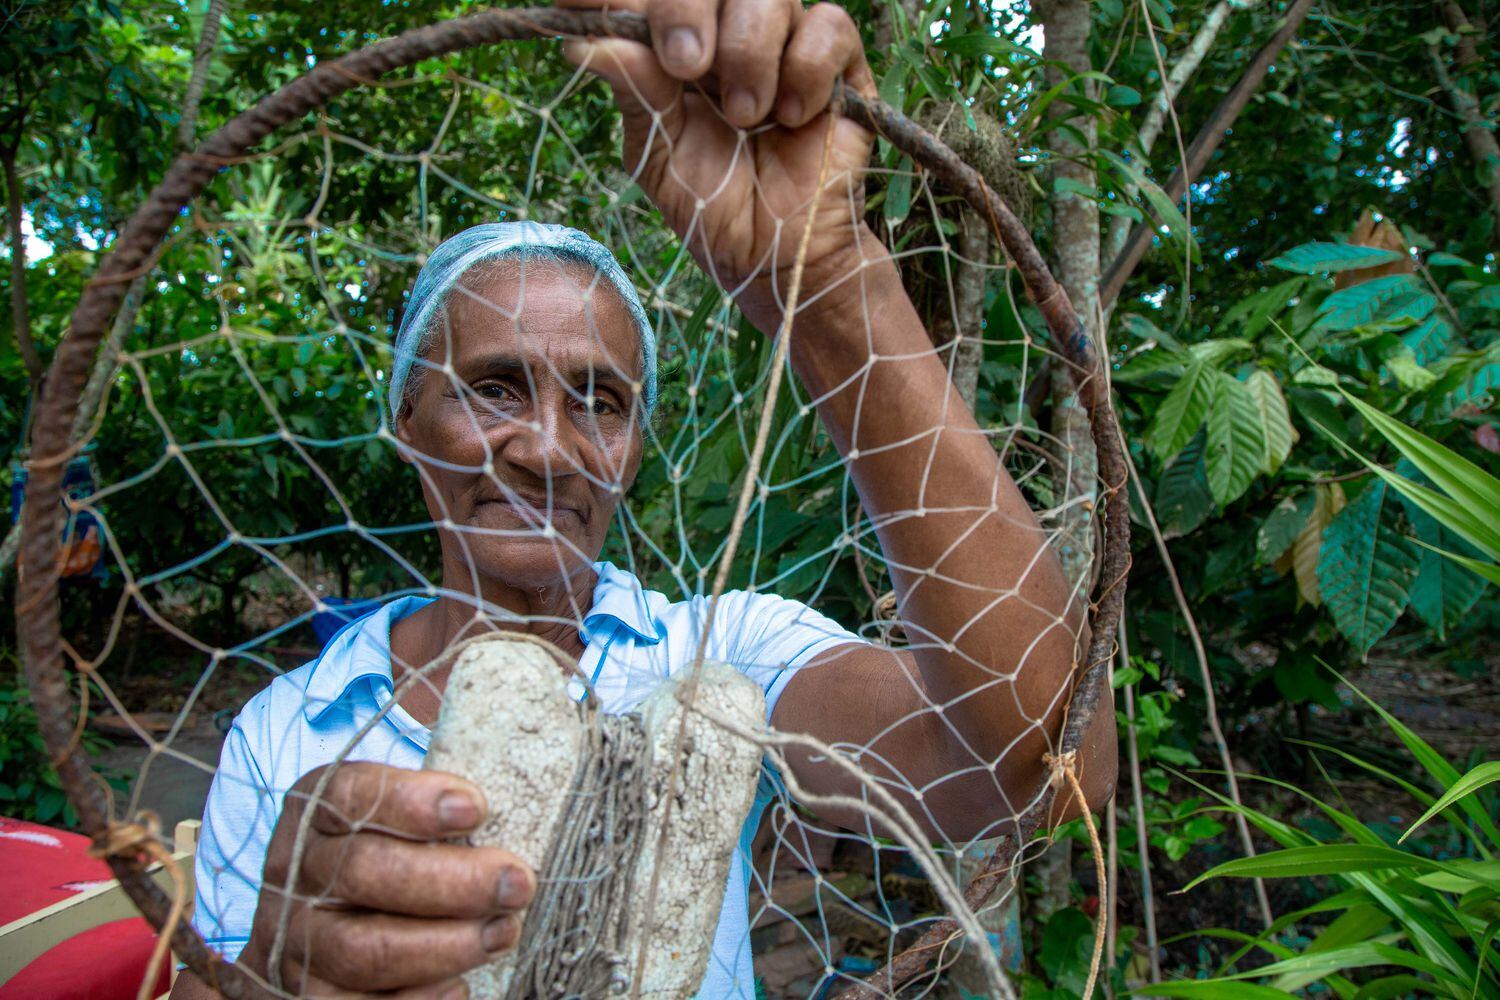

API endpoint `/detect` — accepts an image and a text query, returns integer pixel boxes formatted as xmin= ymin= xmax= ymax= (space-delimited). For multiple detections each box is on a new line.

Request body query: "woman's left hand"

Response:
xmin=560 ymin=0 xmax=877 ymax=329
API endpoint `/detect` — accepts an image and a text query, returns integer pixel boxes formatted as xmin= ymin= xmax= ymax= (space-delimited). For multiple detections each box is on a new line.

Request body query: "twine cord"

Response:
xmin=90 ymin=816 xmax=187 ymax=1000
xmin=1046 ymin=749 xmax=1107 ymax=1000
xmin=505 ymin=709 xmax=651 ymax=998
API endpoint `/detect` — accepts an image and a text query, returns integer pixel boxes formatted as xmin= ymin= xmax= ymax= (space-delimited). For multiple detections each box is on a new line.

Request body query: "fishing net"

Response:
xmin=15 ymin=9 xmax=1128 ymax=999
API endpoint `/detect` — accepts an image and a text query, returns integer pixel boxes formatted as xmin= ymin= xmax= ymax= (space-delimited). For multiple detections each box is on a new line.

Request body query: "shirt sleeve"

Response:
xmin=191 ymin=723 xmax=279 ymax=964
xmin=707 ymin=590 xmax=863 ymax=721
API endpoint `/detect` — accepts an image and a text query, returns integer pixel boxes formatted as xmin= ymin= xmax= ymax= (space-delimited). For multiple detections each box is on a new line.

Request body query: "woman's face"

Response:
xmin=395 ymin=258 xmax=645 ymax=593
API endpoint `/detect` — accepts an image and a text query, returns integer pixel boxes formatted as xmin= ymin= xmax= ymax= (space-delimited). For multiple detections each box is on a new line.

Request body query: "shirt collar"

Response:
xmin=302 ymin=564 xmax=664 ymax=722
xmin=582 ymin=561 xmax=665 ymax=646
xmin=303 ymin=595 xmax=431 ymax=723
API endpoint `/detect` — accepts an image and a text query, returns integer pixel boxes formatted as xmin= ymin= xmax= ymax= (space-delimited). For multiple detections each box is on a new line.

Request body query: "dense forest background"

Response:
xmin=1 ymin=0 xmax=1497 ymax=996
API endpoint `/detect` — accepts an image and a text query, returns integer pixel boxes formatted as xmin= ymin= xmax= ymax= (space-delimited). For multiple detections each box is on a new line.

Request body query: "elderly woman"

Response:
xmin=175 ymin=1 xmax=1115 ymax=997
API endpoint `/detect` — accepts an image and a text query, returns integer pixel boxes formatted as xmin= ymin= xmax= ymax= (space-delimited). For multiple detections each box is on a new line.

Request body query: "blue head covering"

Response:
xmin=389 ymin=221 xmax=657 ymax=421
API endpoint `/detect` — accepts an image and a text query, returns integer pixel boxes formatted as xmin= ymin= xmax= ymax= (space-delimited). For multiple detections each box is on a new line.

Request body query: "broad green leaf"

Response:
xmin=1207 ymin=372 xmax=1268 ymax=506
xmin=1221 ymin=277 xmax=1307 ymax=340
xmin=1102 ymin=148 xmax=1194 ymax=252
xmin=1442 ymin=359 xmax=1499 ymax=418
xmin=1413 ymin=858 xmax=1500 ymax=893
xmin=1259 ymin=941 xmax=1454 ymax=993
xmin=1148 ymin=358 xmax=1215 ymax=460
xmin=1315 ymin=274 xmax=1423 ymax=331
xmin=1135 ymin=983 xmax=1293 ymax=999
xmin=1402 ymin=313 xmax=1455 ymax=366
xmin=1384 ymin=350 xmax=1437 ymax=391
xmin=1316 ymin=480 xmax=1420 ymax=656
xmin=1471 ymin=284 xmax=1500 ymax=310
xmin=1399 ymin=469 xmax=1488 ymax=639
xmin=1424 ymin=547 xmax=1500 ymax=585
xmin=937 ymin=32 xmax=1038 ymax=61
xmin=1258 ymin=492 xmax=1315 ymax=565
xmin=1343 ymin=679 xmax=1500 ymax=848
xmin=1352 ymin=975 xmax=1453 ymax=1000
xmin=1154 ymin=432 xmax=1214 ymax=539
xmin=1338 ymin=392 xmax=1500 ymax=556
xmin=1052 ymin=176 xmax=1097 ymax=199
xmin=1188 ymin=338 xmax=1254 ymax=367
xmin=1277 ymin=483 xmax=1345 ymax=605
xmin=1403 ymin=763 xmax=1500 ymax=843
xmin=883 ymin=158 xmax=912 ymax=225
xmin=1106 ymin=83 xmax=1141 ymax=106
xmin=1382 ymin=286 xmax=1437 ymax=325
xmin=1268 ymin=242 xmax=1406 ymax=274
xmin=1246 ymin=370 xmax=1296 ymax=473
xmin=1184 ymin=844 xmax=1454 ymax=889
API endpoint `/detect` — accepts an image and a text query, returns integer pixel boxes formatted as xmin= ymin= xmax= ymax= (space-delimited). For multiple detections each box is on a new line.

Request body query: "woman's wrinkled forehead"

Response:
xmin=390 ymin=222 xmax=658 ymax=421
xmin=436 ymin=257 xmax=648 ymax=386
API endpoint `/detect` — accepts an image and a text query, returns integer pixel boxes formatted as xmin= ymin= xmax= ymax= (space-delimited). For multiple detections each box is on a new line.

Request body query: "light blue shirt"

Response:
xmin=192 ymin=561 xmax=860 ymax=998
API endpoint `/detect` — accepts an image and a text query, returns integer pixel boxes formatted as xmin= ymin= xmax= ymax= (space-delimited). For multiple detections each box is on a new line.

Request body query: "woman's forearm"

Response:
xmin=783 ymin=230 xmax=1084 ymax=771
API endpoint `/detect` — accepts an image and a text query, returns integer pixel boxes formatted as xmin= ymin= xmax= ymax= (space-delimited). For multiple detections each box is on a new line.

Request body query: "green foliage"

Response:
xmin=1155 ymin=683 xmax=1500 ymax=998
xmin=1266 ymin=243 xmax=1406 ymax=275
xmin=1315 ymin=480 xmax=1421 ymax=658
xmin=0 ymin=666 xmax=121 ymax=828
xmin=1205 ymin=371 xmax=1267 ymax=506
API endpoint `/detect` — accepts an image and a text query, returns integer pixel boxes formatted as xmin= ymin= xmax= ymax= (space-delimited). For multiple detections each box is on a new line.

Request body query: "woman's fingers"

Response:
xmin=562 ymin=36 xmax=686 ymax=178
xmin=776 ymin=2 xmax=871 ymax=128
xmin=288 ymin=907 xmax=521 ymax=993
xmin=714 ymin=0 xmax=797 ymax=127
xmin=286 ymin=763 xmax=487 ymax=841
xmin=645 ymin=0 xmax=720 ymax=79
xmin=300 ymin=833 xmax=535 ymax=918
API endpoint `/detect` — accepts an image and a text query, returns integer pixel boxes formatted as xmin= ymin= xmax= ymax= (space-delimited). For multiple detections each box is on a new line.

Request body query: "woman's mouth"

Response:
xmin=476 ymin=496 xmax=583 ymax=527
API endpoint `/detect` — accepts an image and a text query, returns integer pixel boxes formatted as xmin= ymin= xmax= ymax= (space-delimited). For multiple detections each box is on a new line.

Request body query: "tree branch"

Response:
xmin=1434 ymin=1 xmax=1500 ymax=244
xmin=1099 ymin=0 xmax=1316 ymax=309
xmin=3 ymin=140 xmax=42 ymax=386
xmin=177 ymin=0 xmax=229 ymax=152
xmin=1103 ymin=0 xmax=1266 ymax=266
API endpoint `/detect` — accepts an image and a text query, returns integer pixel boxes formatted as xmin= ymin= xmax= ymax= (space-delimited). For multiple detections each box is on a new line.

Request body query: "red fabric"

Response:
xmin=0 ymin=817 xmax=171 ymax=1000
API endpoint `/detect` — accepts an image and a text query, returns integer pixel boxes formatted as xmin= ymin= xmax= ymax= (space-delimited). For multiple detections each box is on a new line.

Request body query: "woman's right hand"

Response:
xmin=238 ymin=762 xmax=535 ymax=998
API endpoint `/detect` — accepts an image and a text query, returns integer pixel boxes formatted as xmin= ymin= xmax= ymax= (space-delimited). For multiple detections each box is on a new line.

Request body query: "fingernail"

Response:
xmin=778 ymin=94 xmax=803 ymax=125
xmin=664 ymin=27 xmax=702 ymax=69
xmin=438 ymin=790 xmax=481 ymax=831
xmin=482 ymin=914 xmax=520 ymax=954
xmin=496 ymin=865 xmax=535 ymax=909
xmin=441 ymin=982 xmax=469 ymax=1000
xmin=726 ymin=87 xmax=757 ymax=126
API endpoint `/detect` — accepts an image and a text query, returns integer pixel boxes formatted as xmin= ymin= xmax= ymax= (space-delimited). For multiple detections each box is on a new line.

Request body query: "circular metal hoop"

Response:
xmin=14 ymin=9 xmax=1130 ymax=997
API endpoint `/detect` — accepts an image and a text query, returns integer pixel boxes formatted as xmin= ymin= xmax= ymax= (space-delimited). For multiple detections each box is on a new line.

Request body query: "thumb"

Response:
xmin=564 ymin=37 xmax=685 ymax=173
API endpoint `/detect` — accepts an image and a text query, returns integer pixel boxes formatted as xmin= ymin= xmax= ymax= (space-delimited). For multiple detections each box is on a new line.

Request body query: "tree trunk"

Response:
xmin=930 ymin=208 xmax=988 ymax=409
xmin=3 ymin=142 xmax=42 ymax=387
xmin=1032 ymin=0 xmax=1102 ymax=942
xmin=1434 ymin=1 xmax=1500 ymax=242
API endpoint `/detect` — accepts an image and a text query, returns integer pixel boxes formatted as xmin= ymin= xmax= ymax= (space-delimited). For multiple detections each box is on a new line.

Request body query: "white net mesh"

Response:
xmin=57 ymin=40 xmax=1103 ymax=1000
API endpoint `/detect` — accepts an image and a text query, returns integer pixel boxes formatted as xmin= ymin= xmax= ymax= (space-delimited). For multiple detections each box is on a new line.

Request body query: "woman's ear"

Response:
xmin=392 ymin=406 xmax=417 ymax=466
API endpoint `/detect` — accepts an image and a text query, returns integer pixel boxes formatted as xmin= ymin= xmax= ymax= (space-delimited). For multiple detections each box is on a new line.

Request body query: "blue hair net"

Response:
xmin=389 ymin=221 xmax=657 ymax=421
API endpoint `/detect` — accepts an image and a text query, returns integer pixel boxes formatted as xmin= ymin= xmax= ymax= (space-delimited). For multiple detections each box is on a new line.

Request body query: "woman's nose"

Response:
xmin=495 ymin=399 xmax=583 ymax=480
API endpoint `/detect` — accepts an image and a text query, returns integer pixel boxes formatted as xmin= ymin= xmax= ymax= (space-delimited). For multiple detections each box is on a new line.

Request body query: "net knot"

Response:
xmin=1042 ymin=749 xmax=1078 ymax=788
xmin=89 ymin=814 xmax=164 ymax=863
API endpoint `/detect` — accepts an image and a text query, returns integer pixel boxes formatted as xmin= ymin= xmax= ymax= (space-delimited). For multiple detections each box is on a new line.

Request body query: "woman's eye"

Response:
xmin=476 ymin=382 xmax=516 ymax=402
xmin=583 ymin=394 xmax=618 ymax=417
